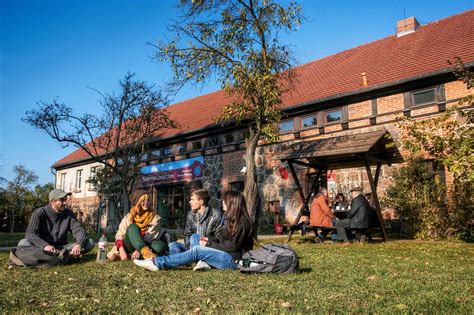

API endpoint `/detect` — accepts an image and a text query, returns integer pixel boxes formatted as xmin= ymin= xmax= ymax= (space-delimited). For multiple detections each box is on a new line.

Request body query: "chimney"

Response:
xmin=396 ymin=16 xmax=420 ymax=37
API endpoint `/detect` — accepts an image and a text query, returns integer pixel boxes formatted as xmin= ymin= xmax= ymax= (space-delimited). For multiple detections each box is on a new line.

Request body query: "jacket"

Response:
xmin=206 ymin=216 xmax=254 ymax=261
xmin=309 ymin=195 xmax=334 ymax=227
xmin=184 ymin=207 xmax=222 ymax=247
xmin=25 ymin=205 xmax=87 ymax=249
xmin=347 ymin=194 xmax=370 ymax=229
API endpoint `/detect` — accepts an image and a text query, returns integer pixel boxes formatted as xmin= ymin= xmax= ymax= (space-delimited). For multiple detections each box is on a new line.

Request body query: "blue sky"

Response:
xmin=1 ymin=0 xmax=472 ymax=185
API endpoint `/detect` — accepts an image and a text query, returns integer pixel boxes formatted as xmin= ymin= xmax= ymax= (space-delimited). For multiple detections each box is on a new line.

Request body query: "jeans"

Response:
xmin=189 ymin=233 xmax=201 ymax=248
xmin=153 ymin=243 xmax=236 ymax=270
xmin=168 ymin=241 xmax=187 ymax=255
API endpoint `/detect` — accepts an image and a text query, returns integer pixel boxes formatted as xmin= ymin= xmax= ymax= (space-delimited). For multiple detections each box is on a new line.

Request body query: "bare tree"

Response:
xmin=23 ymin=73 xmax=177 ymax=223
xmin=155 ymin=0 xmax=304 ymax=220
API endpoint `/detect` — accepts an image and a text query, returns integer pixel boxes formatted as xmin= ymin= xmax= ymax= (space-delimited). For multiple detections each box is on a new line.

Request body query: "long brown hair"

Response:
xmin=222 ymin=191 xmax=252 ymax=237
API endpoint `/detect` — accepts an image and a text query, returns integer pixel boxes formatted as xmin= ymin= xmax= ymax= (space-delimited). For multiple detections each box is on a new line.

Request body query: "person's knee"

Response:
xmin=127 ymin=223 xmax=140 ymax=233
xmin=18 ymin=239 xmax=33 ymax=247
xmin=82 ymin=238 xmax=95 ymax=253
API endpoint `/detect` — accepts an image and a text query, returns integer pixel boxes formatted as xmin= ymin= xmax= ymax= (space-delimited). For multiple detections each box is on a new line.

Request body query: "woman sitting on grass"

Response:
xmin=134 ymin=190 xmax=254 ymax=271
xmin=107 ymin=190 xmax=167 ymax=261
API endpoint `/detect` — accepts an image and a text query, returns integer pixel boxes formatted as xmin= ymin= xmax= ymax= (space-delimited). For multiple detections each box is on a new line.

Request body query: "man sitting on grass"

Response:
xmin=10 ymin=189 xmax=95 ymax=267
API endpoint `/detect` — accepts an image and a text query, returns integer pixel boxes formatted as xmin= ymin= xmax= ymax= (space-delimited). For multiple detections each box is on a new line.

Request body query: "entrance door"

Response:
xmin=155 ymin=185 xmax=188 ymax=229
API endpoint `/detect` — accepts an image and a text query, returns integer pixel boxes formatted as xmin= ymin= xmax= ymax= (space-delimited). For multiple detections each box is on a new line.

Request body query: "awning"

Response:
xmin=277 ymin=130 xmax=403 ymax=169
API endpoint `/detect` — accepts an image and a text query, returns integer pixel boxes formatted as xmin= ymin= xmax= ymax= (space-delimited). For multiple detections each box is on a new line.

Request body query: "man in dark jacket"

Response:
xmin=185 ymin=189 xmax=222 ymax=271
xmin=12 ymin=189 xmax=95 ymax=266
xmin=335 ymin=186 xmax=370 ymax=245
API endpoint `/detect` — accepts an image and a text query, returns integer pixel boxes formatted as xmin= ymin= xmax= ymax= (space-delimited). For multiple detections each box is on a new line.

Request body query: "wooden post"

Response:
xmin=364 ymin=156 xmax=388 ymax=241
xmin=286 ymin=161 xmax=322 ymax=242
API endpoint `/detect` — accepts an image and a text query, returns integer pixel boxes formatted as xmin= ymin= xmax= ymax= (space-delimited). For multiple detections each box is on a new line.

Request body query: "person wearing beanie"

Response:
xmin=107 ymin=190 xmax=166 ymax=261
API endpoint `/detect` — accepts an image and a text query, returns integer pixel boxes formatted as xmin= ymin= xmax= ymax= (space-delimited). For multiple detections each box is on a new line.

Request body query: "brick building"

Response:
xmin=53 ymin=11 xmax=474 ymax=231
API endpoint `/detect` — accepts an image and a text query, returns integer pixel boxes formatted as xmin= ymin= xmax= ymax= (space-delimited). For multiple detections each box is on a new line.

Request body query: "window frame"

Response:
xmin=301 ymin=114 xmax=318 ymax=129
xmin=324 ymin=108 xmax=343 ymax=124
xmin=278 ymin=119 xmax=294 ymax=134
xmin=60 ymin=173 xmax=66 ymax=191
xmin=224 ymin=133 xmax=235 ymax=144
xmin=207 ymin=136 xmax=219 ymax=148
xmin=192 ymin=140 xmax=202 ymax=151
xmin=75 ymin=169 xmax=82 ymax=191
xmin=163 ymin=146 xmax=173 ymax=156
xmin=411 ymin=87 xmax=437 ymax=107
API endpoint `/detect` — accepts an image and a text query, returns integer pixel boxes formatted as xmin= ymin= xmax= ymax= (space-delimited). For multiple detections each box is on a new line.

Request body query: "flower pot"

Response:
xmin=274 ymin=223 xmax=284 ymax=235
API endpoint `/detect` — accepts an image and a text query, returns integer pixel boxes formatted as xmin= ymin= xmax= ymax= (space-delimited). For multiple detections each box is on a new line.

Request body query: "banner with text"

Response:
xmin=140 ymin=156 xmax=204 ymax=186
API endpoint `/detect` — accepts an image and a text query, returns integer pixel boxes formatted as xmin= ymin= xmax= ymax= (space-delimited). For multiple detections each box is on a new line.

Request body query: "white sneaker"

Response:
xmin=193 ymin=260 xmax=211 ymax=271
xmin=133 ymin=259 xmax=159 ymax=272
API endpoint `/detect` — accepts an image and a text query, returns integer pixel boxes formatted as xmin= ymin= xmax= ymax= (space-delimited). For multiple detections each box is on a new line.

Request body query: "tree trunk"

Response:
xmin=243 ymin=129 xmax=261 ymax=222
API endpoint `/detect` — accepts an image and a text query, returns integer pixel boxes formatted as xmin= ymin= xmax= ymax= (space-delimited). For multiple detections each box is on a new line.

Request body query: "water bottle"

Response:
xmin=239 ymin=259 xmax=260 ymax=268
xmin=96 ymin=233 xmax=107 ymax=263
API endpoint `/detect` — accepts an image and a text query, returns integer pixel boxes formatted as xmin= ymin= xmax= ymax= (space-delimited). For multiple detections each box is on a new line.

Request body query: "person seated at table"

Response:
xmin=107 ymin=189 xmax=167 ymax=261
xmin=332 ymin=192 xmax=348 ymax=210
xmin=310 ymin=188 xmax=335 ymax=243
xmin=335 ymin=186 xmax=370 ymax=245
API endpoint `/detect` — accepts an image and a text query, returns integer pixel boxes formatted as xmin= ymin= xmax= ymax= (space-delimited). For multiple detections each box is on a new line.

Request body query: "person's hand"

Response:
xmin=119 ymin=247 xmax=128 ymax=261
xmin=70 ymin=244 xmax=81 ymax=257
xmin=131 ymin=250 xmax=140 ymax=260
xmin=199 ymin=237 xmax=208 ymax=246
xmin=43 ymin=245 xmax=58 ymax=254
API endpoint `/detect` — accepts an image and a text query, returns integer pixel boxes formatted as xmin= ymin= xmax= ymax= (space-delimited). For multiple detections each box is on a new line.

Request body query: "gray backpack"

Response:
xmin=237 ymin=243 xmax=299 ymax=274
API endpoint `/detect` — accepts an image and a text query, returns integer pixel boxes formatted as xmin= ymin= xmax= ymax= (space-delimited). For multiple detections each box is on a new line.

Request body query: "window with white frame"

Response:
xmin=60 ymin=173 xmax=66 ymax=190
xmin=75 ymin=169 xmax=82 ymax=191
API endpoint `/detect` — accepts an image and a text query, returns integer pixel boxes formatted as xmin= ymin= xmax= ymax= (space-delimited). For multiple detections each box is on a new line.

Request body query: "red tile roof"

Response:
xmin=54 ymin=9 xmax=474 ymax=168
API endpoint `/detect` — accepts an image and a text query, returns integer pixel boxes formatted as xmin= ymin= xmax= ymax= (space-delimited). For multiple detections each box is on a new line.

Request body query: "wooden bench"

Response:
xmin=285 ymin=223 xmax=380 ymax=243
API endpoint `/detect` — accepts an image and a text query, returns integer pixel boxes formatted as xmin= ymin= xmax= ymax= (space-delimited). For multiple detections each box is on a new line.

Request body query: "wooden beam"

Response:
xmin=364 ymin=155 xmax=388 ymax=241
xmin=374 ymin=161 xmax=381 ymax=189
xmin=286 ymin=163 xmax=322 ymax=242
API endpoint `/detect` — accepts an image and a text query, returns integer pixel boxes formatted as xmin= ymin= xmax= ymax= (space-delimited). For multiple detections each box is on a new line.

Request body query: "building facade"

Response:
xmin=53 ymin=11 xmax=474 ymax=230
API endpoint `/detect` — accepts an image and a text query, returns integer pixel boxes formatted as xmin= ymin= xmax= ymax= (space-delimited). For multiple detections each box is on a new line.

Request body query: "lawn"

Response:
xmin=0 ymin=237 xmax=472 ymax=313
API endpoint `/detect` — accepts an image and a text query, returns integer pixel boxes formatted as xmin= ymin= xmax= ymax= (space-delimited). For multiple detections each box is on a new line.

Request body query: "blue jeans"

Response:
xmin=168 ymin=241 xmax=187 ymax=255
xmin=189 ymin=233 xmax=201 ymax=248
xmin=153 ymin=245 xmax=236 ymax=270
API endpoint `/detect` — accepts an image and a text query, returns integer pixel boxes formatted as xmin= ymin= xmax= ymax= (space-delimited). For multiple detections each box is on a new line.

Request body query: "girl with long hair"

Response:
xmin=134 ymin=190 xmax=254 ymax=271
xmin=107 ymin=190 xmax=167 ymax=261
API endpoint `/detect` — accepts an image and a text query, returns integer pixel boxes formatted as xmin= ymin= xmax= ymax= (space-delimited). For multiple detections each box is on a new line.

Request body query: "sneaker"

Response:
xmin=133 ymin=259 xmax=159 ymax=272
xmin=314 ymin=235 xmax=324 ymax=243
xmin=193 ymin=260 xmax=211 ymax=271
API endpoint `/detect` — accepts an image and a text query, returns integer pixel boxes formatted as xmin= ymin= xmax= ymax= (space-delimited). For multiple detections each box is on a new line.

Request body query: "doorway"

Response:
xmin=155 ymin=185 xmax=189 ymax=229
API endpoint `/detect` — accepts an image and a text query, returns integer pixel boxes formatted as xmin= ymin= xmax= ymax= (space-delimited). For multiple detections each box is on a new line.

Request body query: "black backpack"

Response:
xmin=237 ymin=243 xmax=299 ymax=274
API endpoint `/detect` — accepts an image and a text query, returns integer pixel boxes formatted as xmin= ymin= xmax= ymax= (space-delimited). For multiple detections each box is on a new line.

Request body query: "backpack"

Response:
xmin=237 ymin=243 xmax=299 ymax=274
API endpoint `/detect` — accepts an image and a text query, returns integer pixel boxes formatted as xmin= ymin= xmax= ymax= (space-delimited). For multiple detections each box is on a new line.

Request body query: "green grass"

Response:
xmin=0 ymin=237 xmax=472 ymax=313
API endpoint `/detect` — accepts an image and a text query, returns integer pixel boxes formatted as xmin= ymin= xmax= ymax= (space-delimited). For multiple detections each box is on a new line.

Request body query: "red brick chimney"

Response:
xmin=396 ymin=16 xmax=420 ymax=37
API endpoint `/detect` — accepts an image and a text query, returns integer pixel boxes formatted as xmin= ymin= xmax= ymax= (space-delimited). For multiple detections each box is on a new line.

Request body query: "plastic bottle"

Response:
xmin=96 ymin=233 xmax=107 ymax=263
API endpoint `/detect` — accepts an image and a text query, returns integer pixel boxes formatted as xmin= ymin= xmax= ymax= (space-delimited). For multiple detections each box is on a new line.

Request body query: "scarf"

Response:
xmin=129 ymin=193 xmax=155 ymax=230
